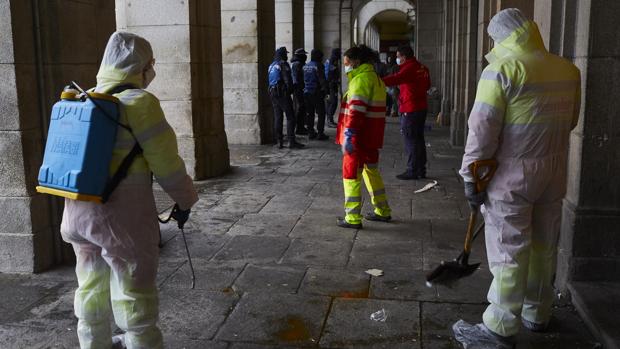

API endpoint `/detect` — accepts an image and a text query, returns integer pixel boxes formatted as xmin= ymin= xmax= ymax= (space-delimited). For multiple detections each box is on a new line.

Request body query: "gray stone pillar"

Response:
xmin=340 ymin=2 xmax=352 ymax=93
xmin=221 ymin=0 xmax=276 ymax=144
xmin=552 ymin=0 xmax=620 ymax=288
xmin=439 ymin=0 xmax=455 ymax=126
xmin=450 ymin=0 xmax=466 ymax=146
xmin=416 ymin=0 xmax=444 ymax=89
xmin=304 ymin=0 xmax=316 ymax=50
xmin=276 ymin=0 xmax=304 ymax=52
xmin=316 ymin=0 xmax=341 ymax=56
xmin=116 ymin=0 xmax=230 ymax=178
xmin=0 ymin=0 xmax=115 ymax=272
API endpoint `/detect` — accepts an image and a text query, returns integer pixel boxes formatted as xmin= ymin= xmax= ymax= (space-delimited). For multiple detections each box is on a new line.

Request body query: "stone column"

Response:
xmin=116 ymin=0 xmax=230 ymax=178
xmin=552 ymin=0 xmax=620 ymax=288
xmin=276 ymin=0 xmax=304 ymax=52
xmin=316 ymin=0 xmax=341 ymax=56
xmin=0 ymin=0 xmax=115 ymax=272
xmin=450 ymin=0 xmax=467 ymax=146
xmin=221 ymin=0 xmax=276 ymax=144
xmin=439 ymin=0 xmax=455 ymax=126
xmin=340 ymin=2 xmax=353 ymax=93
xmin=463 ymin=0 xmax=479 ymax=141
xmin=416 ymin=0 xmax=444 ymax=89
xmin=304 ymin=0 xmax=316 ymax=50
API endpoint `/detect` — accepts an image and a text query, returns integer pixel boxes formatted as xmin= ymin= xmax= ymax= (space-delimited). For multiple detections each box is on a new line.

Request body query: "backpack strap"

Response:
xmin=101 ymin=84 xmax=144 ymax=203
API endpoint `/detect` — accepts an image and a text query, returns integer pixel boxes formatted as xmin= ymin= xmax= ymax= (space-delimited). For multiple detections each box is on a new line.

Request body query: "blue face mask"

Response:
xmin=344 ymin=65 xmax=354 ymax=73
xmin=396 ymin=57 xmax=403 ymax=65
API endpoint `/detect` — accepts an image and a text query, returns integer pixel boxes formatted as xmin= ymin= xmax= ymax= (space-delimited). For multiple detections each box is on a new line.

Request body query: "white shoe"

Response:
xmin=452 ymin=320 xmax=516 ymax=349
xmin=522 ymin=318 xmax=548 ymax=332
xmin=112 ymin=334 xmax=126 ymax=349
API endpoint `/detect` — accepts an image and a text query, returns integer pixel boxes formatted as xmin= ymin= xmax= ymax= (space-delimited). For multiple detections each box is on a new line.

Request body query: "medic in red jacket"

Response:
xmin=382 ymin=55 xmax=430 ymax=113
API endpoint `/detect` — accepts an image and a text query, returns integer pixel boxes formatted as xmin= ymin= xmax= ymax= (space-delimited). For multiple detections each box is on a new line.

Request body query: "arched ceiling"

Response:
xmin=353 ymin=0 xmax=415 ymax=45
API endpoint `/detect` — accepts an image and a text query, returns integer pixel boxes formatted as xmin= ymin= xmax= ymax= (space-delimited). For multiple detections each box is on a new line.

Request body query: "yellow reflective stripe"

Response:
xmin=345 ymin=207 xmax=361 ymax=214
xmin=345 ymin=196 xmax=362 ymax=203
xmin=370 ymin=188 xmax=386 ymax=197
xmin=135 ymin=120 xmax=171 ymax=144
xmin=156 ymin=167 xmax=187 ymax=186
xmin=349 ymin=95 xmax=369 ymax=104
xmin=475 ymin=79 xmax=506 ymax=109
xmin=480 ymin=70 xmax=512 ymax=96
xmin=506 ymin=95 xmax=578 ymax=125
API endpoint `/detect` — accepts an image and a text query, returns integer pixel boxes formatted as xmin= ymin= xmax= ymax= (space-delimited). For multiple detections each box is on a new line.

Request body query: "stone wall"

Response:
xmin=416 ymin=0 xmax=443 ymax=90
xmin=0 ymin=0 xmax=115 ymax=272
xmin=316 ymin=0 xmax=341 ymax=56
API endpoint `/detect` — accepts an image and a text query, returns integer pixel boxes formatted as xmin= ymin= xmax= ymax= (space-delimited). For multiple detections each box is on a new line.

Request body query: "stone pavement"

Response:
xmin=0 ymin=119 xmax=601 ymax=348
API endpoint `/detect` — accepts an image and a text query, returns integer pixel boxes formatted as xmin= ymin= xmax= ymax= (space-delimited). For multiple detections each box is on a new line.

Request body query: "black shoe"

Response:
xmin=317 ymin=133 xmax=329 ymax=141
xmin=327 ymin=120 xmax=337 ymax=128
xmin=309 ymin=131 xmax=318 ymax=140
xmin=288 ymin=140 xmax=306 ymax=149
xmin=396 ymin=171 xmax=418 ymax=180
xmin=296 ymin=128 xmax=308 ymax=135
xmin=365 ymin=212 xmax=392 ymax=222
xmin=337 ymin=217 xmax=362 ymax=229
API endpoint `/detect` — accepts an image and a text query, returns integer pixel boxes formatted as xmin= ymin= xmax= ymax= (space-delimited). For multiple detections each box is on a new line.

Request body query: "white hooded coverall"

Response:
xmin=459 ymin=9 xmax=581 ymax=337
xmin=60 ymin=32 xmax=198 ymax=349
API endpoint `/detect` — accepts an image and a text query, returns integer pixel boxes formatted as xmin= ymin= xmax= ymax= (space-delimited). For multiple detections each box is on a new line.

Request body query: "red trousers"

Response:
xmin=342 ymin=148 xmax=379 ymax=179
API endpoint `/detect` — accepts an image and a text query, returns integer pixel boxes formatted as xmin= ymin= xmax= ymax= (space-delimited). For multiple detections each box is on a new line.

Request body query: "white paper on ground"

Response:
xmin=414 ymin=180 xmax=438 ymax=194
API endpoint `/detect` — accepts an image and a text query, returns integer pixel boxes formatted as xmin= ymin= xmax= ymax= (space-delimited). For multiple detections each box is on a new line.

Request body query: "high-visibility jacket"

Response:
xmin=94 ymin=63 xmax=197 ymax=210
xmin=460 ymin=19 xmax=581 ymax=182
xmin=382 ymin=58 xmax=430 ymax=113
xmin=336 ymin=63 xmax=387 ymax=149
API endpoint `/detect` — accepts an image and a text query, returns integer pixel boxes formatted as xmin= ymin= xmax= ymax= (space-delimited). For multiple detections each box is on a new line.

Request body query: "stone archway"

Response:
xmin=354 ymin=0 xmax=415 ymax=47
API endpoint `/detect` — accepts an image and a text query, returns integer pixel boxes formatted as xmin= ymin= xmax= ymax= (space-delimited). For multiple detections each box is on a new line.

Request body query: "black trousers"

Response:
xmin=270 ymin=92 xmax=296 ymax=142
xmin=304 ymin=91 xmax=326 ymax=134
xmin=400 ymin=110 xmax=428 ymax=176
xmin=325 ymin=84 xmax=339 ymax=121
xmin=292 ymin=89 xmax=306 ymax=131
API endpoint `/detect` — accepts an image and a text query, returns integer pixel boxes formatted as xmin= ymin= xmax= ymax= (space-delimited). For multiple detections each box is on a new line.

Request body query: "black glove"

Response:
xmin=170 ymin=204 xmax=191 ymax=229
xmin=464 ymin=181 xmax=486 ymax=209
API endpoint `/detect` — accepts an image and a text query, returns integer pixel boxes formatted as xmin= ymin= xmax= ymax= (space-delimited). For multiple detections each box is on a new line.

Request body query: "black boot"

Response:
xmin=288 ymin=140 xmax=306 ymax=149
xmin=337 ymin=217 xmax=362 ymax=229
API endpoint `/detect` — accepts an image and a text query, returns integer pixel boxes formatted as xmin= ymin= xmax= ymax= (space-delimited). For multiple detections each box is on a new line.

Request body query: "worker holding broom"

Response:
xmin=452 ymin=8 xmax=581 ymax=348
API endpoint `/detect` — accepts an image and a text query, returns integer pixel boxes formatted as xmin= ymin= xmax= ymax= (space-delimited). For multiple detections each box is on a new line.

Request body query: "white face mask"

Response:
xmin=396 ymin=57 xmax=403 ymax=65
xmin=143 ymin=67 xmax=156 ymax=88
xmin=344 ymin=65 xmax=354 ymax=73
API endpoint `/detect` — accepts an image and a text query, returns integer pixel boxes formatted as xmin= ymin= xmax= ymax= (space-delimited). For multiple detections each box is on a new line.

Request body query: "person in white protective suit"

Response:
xmin=61 ymin=32 xmax=198 ymax=349
xmin=451 ymin=8 xmax=581 ymax=349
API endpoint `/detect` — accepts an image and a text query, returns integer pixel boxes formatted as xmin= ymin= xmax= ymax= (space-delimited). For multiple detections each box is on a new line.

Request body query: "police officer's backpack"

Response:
xmin=36 ymin=81 xmax=142 ymax=204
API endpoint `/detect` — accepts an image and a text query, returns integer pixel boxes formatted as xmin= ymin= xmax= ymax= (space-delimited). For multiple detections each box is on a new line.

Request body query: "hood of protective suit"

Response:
xmin=95 ymin=31 xmax=153 ymax=93
xmin=485 ymin=9 xmax=546 ymax=64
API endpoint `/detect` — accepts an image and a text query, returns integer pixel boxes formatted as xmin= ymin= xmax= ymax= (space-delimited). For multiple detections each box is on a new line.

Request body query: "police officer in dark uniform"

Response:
xmin=268 ymin=47 xmax=305 ymax=149
xmin=303 ymin=49 xmax=329 ymax=140
xmin=291 ymin=48 xmax=308 ymax=135
xmin=324 ymin=48 xmax=341 ymax=128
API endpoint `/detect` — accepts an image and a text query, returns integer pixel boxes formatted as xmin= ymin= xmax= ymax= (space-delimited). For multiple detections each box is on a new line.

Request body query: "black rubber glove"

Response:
xmin=170 ymin=204 xmax=191 ymax=229
xmin=464 ymin=181 xmax=486 ymax=209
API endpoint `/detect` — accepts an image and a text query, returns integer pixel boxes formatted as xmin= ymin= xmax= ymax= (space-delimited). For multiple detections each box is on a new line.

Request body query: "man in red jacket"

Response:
xmin=383 ymin=45 xmax=431 ymax=180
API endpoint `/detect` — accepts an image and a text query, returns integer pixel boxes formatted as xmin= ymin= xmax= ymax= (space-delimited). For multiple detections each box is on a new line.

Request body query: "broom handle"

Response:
xmin=463 ymin=209 xmax=478 ymax=255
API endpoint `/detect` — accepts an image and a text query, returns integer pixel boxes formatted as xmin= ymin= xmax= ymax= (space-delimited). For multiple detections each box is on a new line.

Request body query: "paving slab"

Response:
xmin=289 ymin=214 xmax=357 ymax=241
xmin=164 ymin=338 xmax=228 ymax=349
xmin=187 ymin=212 xmax=241 ymax=235
xmin=348 ymin=238 xmax=423 ymax=270
xmin=211 ymin=195 xmax=273 ymax=215
xmin=319 ymin=298 xmax=420 ymax=348
xmin=280 ymin=238 xmax=353 ymax=267
xmin=0 ymin=275 xmax=63 ymax=324
xmin=299 ymin=267 xmax=370 ymax=298
xmin=304 ymin=196 xmax=344 ymax=216
xmin=159 ymin=232 xmax=231 ymax=262
xmin=355 ymin=219 xmax=431 ymax=242
xmin=260 ymin=194 xmax=312 ymax=215
xmin=370 ymin=269 xmax=437 ymax=301
xmin=215 ymin=292 xmax=331 ymax=347
xmin=227 ymin=214 xmax=300 ymax=237
xmin=161 ymin=260 xmax=245 ymax=291
xmin=232 ymin=264 xmax=306 ymax=294
xmin=159 ymin=289 xmax=238 ymax=340
xmin=213 ymin=235 xmax=291 ymax=264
